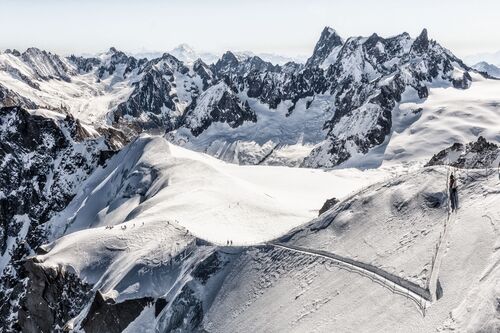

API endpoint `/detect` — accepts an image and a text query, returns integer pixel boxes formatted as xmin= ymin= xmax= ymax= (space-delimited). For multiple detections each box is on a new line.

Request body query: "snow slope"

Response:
xmin=201 ymin=167 xmax=500 ymax=333
xmin=340 ymin=73 xmax=500 ymax=169
xmin=28 ymin=134 xmax=500 ymax=332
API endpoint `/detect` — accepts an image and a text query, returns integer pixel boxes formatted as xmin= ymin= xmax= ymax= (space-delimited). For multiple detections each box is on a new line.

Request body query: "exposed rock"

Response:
xmin=18 ymin=260 xmax=93 ymax=333
xmin=425 ymin=136 xmax=500 ymax=169
xmin=0 ymin=106 xmax=124 ymax=331
xmin=183 ymin=82 xmax=257 ymax=136
xmin=319 ymin=197 xmax=339 ymax=216
xmin=67 ymin=54 xmax=101 ymax=73
xmin=81 ymin=291 xmax=153 ymax=333
xmin=305 ymin=27 xmax=344 ymax=67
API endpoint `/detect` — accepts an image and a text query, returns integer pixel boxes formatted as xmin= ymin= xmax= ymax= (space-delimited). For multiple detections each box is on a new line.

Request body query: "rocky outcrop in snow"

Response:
xmin=425 ymin=136 xmax=500 ymax=169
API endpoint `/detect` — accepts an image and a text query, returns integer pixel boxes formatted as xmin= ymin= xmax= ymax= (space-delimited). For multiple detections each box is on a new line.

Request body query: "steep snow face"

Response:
xmin=380 ymin=73 xmax=500 ymax=166
xmin=201 ymin=167 xmax=500 ymax=333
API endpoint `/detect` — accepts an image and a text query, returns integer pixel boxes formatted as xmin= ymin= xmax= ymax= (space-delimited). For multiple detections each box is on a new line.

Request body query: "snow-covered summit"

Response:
xmin=305 ymin=26 xmax=344 ymax=68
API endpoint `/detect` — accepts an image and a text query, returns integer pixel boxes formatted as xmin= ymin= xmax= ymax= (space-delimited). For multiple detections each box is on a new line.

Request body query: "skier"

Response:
xmin=449 ymin=174 xmax=458 ymax=212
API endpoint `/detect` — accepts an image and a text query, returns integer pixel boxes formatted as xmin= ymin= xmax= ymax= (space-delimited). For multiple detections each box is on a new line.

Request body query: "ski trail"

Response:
xmin=428 ymin=210 xmax=455 ymax=301
xmin=269 ymin=243 xmax=430 ymax=314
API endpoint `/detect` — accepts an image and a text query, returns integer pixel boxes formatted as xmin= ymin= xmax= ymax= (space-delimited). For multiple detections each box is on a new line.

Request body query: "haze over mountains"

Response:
xmin=1 ymin=25 xmax=500 ymax=333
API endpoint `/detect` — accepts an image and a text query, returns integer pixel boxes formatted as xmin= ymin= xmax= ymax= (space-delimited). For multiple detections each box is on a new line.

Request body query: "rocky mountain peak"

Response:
xmin=412 ymin=28 xmax=430 ymax=53
xmin=306 ymin=26 xmax=344 ymax=67
xmin=426 ymin=136 xmax=499 ymax=169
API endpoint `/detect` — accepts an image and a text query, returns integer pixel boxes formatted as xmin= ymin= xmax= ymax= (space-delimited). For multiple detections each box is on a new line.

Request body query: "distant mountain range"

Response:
xmin=472 ymin=61 xmax=500 ymax=78
xmin=130 ymin=43 xmax=307 ymax=66
xmin=463 ymin=50 xmax=500 ymax=67
xmin=2 ymin=27 xmax=492 ymax=169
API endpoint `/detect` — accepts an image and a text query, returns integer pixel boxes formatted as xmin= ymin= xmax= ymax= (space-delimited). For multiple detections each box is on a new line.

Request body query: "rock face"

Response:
xmin=305 ymin=27 xmax=344 ymax=68
xmin=81 ymin=291 xmax=153 ymax=333
xmin=18 ymin=260 xmax=93 ymax=333
xmin=426 ymin=136 xmax=500 ymax=169
xmin=183 ymin=82 xmax=256 ymax=136
xmin=21 ymin=47 xmax=75 ymax=82
xmin=113 ymin=53 xmax=205 ymax=130
xmin=0 ymin=106 xmax=125 ymax=331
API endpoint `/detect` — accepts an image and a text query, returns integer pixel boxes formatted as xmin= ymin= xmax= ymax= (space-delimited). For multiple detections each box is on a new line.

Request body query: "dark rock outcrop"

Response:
xmin=18 ymin=261 xmax=92 ymax=333
xmin=305 ymin=27 xmax=343 ymax=67
xmin=81 ymin=291 xmax=153 ymax=333
xmin=425 ymin=136 xmax=499 ymax=169
xmin=0 ymin=106 xmax=124 ymax=331
xmin=319 ymin=197 xmax=339 ymax=216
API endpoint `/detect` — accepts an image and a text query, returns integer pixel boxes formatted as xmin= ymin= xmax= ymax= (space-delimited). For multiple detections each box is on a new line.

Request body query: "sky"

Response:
xmin=1 ymin=0 xmax=499 ymax=59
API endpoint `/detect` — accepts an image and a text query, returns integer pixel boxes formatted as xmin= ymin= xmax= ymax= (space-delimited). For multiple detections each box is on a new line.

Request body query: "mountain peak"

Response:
xmin=412 ymin=28 xmax=429 ymax=53
xmin=322 ymin=26 xmax=339 ymax=38
xmin=173 ymin=43 xmax=195 ymax=53
xmin=306 ymin=26 xmax=344 ymax=67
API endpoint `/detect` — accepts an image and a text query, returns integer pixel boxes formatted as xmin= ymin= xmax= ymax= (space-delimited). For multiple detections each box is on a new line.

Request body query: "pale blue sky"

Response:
xmin=1 ymin=0 xmax=498 ymax=58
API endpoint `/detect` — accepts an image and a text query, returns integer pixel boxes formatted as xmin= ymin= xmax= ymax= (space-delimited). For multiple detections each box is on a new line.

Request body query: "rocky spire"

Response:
xmin=412 ymin=28 xmax=429 ymax=53
xmin=306 ymin=26 xmax=344 ymax=67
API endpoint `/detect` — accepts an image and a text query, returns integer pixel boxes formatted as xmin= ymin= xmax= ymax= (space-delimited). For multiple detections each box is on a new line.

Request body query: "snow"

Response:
xmin=202 ymin=167 xmax=500 ymax=332
xmin=339 ymin=73 xmax=500 ymax=169
xmin=34 ymin=135 xmax=392 ymax=307
xmin=172 ymin=94 xmax=336 ymax=166
xmin=30 ymin=131 xmax=500 ymax=332
xmin=0 ymin=51 xmax=139 ymax=124
xmin=48 ymin=135 xmax=390 ymax=246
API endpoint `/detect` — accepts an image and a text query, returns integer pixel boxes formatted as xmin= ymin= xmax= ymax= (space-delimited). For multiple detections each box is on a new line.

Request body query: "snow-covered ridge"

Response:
xmin=22 ymin=143 xmax=500 ymax=331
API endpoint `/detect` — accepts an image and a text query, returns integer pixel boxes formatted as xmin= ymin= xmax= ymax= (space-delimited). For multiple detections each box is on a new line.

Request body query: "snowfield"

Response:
xmin=201 ymin=167 xmax=500 ymax=333
xmin=47 ymin=135 xmax=390 ymax=245
xmin=343 ymin=73 xmax=500 ymax=169
xmin=33 ymin=134 xmax=500 ymax=332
